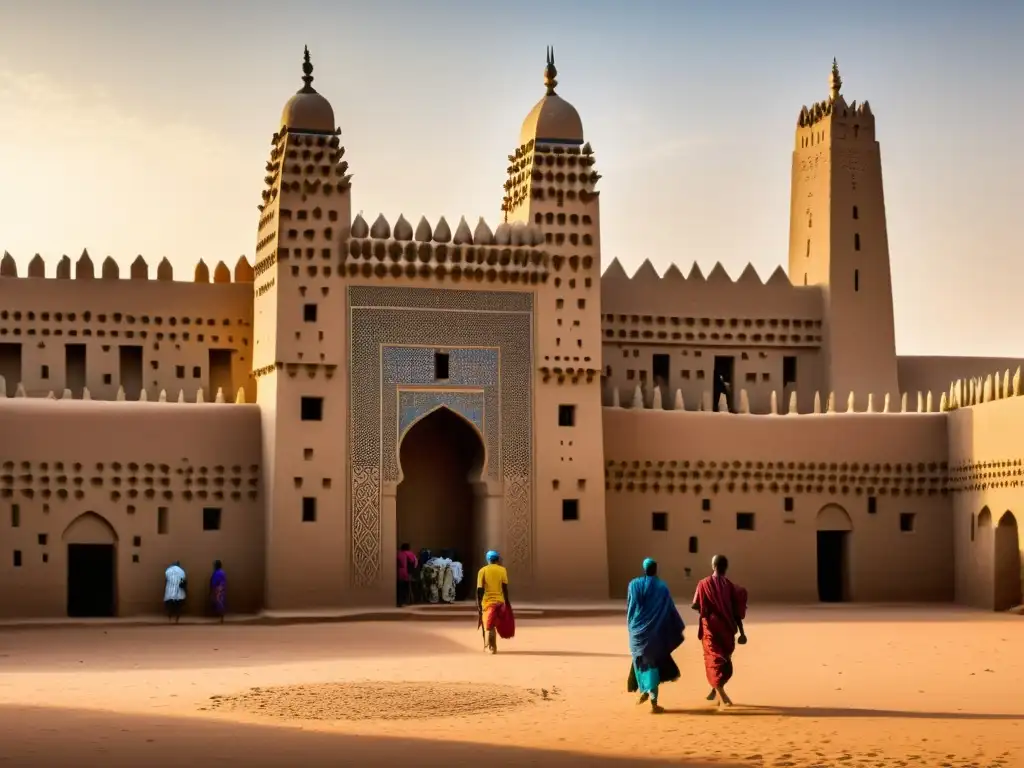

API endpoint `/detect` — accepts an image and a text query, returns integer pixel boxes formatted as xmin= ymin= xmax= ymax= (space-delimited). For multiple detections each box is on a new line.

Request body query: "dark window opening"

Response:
xmin=970 ymin=513 xmax=975 ymax=542
xmin=37 ymin=533 xmax=47 ymax=546
xmin=102 ymin=373 xmax=112 ymax=385
xmin=192 ymin=366 xmax=201 ymax=379
xmin=867 ymin=496 xmax=877 ymax=514
xmin=899 ymin=513 xmax=916 ymax=532
xmin=713 ymin=356 xmax=734 ymax=412
xmin=854 ymin=269 xmax=860 ymax=292
xmin=41 ymin=364 xmax=50 ymax=379
xmin=434 ymin=351 xmax=450 ymax=380
xmin=118 ymin=345 xmax=143 ymax=400
xmin=11 ymin=504 xmax=20 ymax=528
xmin=209 ymin=349 xmax=234 ymax=402
xmin=65 ymin=343 xmax=86 ymax=397
xmin=300 ymin=396 xmax=324 ymax=421
xmin=783 ymin=356 xmax=797 ymax=388
xmin=175 ymin=365 xmax=185 ymax=379
xmin=784 ymin=497 xmax=794 ymax=512
xmin=157 ymin=506 xmax=169 ymax=534
xmin=132 ymin=535 xmax=141 ymax=547
xmin=558 ymin=404 xmax=576 ymax=427
xmin=303 ymin=303 xmax=318 ymax=322
xmin=0 ymin=343 xmax=21 ymax=397
xmin=736 ymin=512 xmax=756 ymax=531
xmin=854 ymin=233 xmax=861 ymax=251
xmin=701 ymin=498 xmax=711 ymax=512
xmin=202 ymin=507 xmax=222 ymax=531
xmin=652 ymin=511 xmax=668 ymax=531
xmin=852 ymin=205 xmax=859 ymax=220
xmin=13 ymin=550 xmax=21 ymax=567
xmin=652 ymin=353 xmax=670 ymax=389
xmin=562 ymin=499 xmax=579 ymax=521
xmin=688 ymin=536 xmax=699 ymax=554
xmin=302 ymin=497 xmax=317 ymax=522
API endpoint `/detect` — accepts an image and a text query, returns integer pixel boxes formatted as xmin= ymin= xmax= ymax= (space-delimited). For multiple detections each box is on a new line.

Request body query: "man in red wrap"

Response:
xmin=691 ymin=554 xmax=748 ymax=707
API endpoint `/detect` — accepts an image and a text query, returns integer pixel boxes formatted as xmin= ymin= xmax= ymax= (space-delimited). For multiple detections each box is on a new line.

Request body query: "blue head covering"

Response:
xmin=642 ymin=557 xmax=656 ymax=573
xmin=486 ymin=550 xmax=500 ymax=564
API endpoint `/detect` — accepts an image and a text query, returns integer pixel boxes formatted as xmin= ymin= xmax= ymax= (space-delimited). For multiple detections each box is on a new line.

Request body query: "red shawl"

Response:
xmin=692 ymin=574 xmax=747 ymax=640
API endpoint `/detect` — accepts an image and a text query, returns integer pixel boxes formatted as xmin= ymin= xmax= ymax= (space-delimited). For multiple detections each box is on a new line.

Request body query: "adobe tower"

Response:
xmin=788 ymin=60 xmax=899 ymax=409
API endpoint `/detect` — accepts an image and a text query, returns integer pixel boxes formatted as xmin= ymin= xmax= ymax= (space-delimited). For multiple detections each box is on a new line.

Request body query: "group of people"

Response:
xmin=396 ymin=543 xmax=466 ymax=606
xmin=626 ymin=555 xmax=748 ymax=713
xmin=162 ymin=559 xmax=227 ymax=622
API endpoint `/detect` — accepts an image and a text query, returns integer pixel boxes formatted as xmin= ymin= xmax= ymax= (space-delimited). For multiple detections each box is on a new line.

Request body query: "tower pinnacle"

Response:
xmin=829 ymin=58 xmax=842 ymax=101
xmin=544 ymin=46 xmax=558 ymax=95
xmin=300 ymin=45 xmax=316 ymax=94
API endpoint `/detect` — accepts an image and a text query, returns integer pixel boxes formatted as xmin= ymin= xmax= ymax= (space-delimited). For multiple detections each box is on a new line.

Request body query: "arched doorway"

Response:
xmin=816 ymin=504 xmax=852 ymax=603
xmin=62 ymin=512 xmax=118 ymax=617
xmin=397 ymin=406 xmax=485 ymax=601
xmin=995 ymin=511 xmax=1022 ymax=610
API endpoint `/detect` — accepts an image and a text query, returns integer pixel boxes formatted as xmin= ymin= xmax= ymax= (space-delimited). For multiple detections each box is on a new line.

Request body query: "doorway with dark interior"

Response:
xmin=396 ymin=406 xmax=485 ymax=603
xmin=713 ymin=355 xmax=734 ymax=412
xmin=67 ymin=543 xmax=116 ymax=617
xmin=816 ymin=531 xmax=848 ymax=602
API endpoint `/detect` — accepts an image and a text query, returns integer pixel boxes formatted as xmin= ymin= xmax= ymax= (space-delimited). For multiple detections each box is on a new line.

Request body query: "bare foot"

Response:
xmin=636 ymin=692 xmax=650 ymax=706
xmin=716 ymin=687 xmax=733 ymax=707
xmin=706 ymin=688 xmax=717 ymax=701
xmin=650 ymin=701 xmax=664 ymax=714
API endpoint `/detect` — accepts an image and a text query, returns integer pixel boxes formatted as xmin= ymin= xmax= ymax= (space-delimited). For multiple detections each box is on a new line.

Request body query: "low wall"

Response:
xmin=0 ymin=399 xmax=264 ymax=618
xmin=603 ymin=408 xmax=952 ymax=604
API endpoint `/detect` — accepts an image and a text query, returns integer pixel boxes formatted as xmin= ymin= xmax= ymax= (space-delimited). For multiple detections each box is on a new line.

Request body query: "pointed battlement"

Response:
xmin=344 ymin=212 xmax=551 ymax=284
xmin=0 ymin=254 xmax=255 ymax=284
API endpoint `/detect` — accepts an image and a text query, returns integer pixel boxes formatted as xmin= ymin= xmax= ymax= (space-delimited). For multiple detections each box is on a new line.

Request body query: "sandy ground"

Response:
xmin=0 ymin=605 xmax=1020 ymax=767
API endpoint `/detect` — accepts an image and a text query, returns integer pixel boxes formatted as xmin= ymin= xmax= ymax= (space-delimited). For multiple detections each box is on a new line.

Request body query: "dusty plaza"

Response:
xmin=0 ymin=606 xmax=1020 ymax=767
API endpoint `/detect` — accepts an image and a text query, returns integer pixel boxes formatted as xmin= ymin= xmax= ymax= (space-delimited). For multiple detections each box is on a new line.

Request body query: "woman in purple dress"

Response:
xmin=209 ymin=560 xmax=227 ymax=622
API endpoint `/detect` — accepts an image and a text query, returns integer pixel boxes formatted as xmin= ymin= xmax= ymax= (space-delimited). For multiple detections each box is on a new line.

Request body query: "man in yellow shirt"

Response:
xmin=477 ymin=550 xmax=511 ymax=654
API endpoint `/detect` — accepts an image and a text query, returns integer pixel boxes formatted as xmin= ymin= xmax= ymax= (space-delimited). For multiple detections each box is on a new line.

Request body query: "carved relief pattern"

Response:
xmin=349 ymin=286 xmax=533 ymax=586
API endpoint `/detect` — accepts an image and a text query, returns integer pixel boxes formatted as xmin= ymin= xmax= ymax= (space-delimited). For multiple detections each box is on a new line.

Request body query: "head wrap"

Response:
xmin=642 ymin=557 xmax=656 ymax=572
xmin=486 ymin=550 xmax=500 ymax=563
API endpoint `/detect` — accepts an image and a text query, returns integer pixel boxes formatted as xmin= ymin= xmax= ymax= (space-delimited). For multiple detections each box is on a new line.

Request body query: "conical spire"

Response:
xmin=544 ymin=46 xmax=558 ymax=95
xmin=829 ymin=58 xmax=842 ymax=100
xmin=299 ymin=45 xmax=316 ymax=94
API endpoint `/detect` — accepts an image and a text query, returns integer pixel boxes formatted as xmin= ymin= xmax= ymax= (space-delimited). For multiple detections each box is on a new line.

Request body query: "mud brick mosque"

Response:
xmin=0 ymin=50 xmax=1021 ymax=619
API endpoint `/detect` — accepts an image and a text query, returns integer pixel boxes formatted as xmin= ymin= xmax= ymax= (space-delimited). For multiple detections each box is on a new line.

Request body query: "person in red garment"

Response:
xmin=691 ymin=555 xmax=748 ymax=706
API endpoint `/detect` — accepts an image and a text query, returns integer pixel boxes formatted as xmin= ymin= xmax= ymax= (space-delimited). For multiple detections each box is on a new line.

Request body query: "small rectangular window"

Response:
xmin=434 ymin=351 xmax=450 ymax=380
xmin=899 ymin=512 xmax=916 ymax=532
xmin=854 ymin=269 xmax=860 ymax=292
xmin=701 ymin=498 xmax=711 ymax=512
xmin=867 ymin=496 xmax=877 ymax=514
xmin=736 ymin=512 xmax=756 ymax=531
xmin=652 ymin=511 xmax=668 ymax=532
xmin=175 ymin=365 xmax=185 ymax=379
xmin=688 ymin=536 xmax=699 ymax=554
xmin=577 ymin=298 xmax=586 ymax=309
xmin=157 ymin=506 xmax=169 ymax=534
xmin=202 ymin=507 xmax=222 ymax=531
xmin=13 ymin=550 xmax=21 ymax=567
xmin=303 ymin=303 xmax=318 ymax=322
xmin=132 ymin=535 xmax=141 ymax=547
xmin=300 ymin=396 xmax=324 ymax=421
xmin=854 ymin=233 xmax=861 ymax=251
xmin=40 ymin=364 xmax=50 ymax=379
xmin=11 ymin=504 xmax=20 ymax=528
xmin=783 ymin=356 xmax=797 ymax=388
xmin=304 ymin=448 xmax=314 ymax=460
xmin=37 ymin=533 xmax=47 ymax=546
xmin=852 ymin=205 xmax=859 ymax=220
xmin=558 ymin=404 xmax=576 ymax=427
xmin=103 ymin=373 xmax=112 ymax=385
xmin=562 ymin=499 xmax=579 ymax=521
xmin=784 ymin=497 xmax=794 ymax=512
xmin=652 ymin=354 xmax=670 ymax=387
xmin=302 ymin=497 xmax=317 ymax=523
xmin=192 ymin=366 xmax=201 ymax=379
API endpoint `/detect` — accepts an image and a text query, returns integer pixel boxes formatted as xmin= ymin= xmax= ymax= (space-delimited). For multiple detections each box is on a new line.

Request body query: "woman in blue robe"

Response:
xmin=626 ymin=558 xmax=685 ymax=713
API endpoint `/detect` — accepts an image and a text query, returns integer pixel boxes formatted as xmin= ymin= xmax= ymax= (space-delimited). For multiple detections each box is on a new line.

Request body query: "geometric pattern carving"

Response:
xmin=349 ymin=286 xmax=533 ymax=587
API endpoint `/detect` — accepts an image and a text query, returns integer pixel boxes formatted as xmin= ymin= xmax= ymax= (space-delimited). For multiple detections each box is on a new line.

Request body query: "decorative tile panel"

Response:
xmin=349 ymin=286 xmax=533 ymax=586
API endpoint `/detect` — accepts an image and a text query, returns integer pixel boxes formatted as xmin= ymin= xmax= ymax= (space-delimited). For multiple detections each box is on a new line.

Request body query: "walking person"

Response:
xmin=626 ymin=558 xmax=685 ymax=714
xmin=164 ymin=561 xmax=187 ymax=623
xmin=692 ymin=555 xmax=748 ymax=707
xmin=209 ymin=560 xmax=227 ymax=623
xmin=476 ymin=550 xmax=513 ymax=654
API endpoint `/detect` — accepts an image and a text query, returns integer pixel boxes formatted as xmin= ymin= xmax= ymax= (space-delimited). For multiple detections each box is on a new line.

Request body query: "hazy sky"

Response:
xmin=0 ymin=1 xmax=1020 ymax=356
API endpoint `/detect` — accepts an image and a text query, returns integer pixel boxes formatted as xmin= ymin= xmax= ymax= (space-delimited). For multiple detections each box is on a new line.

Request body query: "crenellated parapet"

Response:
xmin=0 ymin=376 xmax=248 ymax=405
xmin=942 ymin=367 xmax=1023 ymax=411
xmin=343 ymin=212 xmax=551 ymax=285
xmin=798 ymin=97 xmax=873 ymax=129
xmin=601 ymin=258 xmax=823 ymax=348
xmin=605 ymin=382 xmax=947 ymax=416
xmin=0 ymin=251 xmax=255 ymax=284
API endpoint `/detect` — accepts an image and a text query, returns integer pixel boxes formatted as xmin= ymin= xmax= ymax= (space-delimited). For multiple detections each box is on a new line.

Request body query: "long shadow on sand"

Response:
xmin=662 ymin=704 xmax=1024 ymax=720
xmin=500 ymin=650 xmax=625 ymax=658
xmin=0 ymin=704 xmax=741 ymax=768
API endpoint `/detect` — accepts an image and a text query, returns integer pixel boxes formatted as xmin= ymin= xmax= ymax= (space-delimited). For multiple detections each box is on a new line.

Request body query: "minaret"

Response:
xmin=506 ymin=49 xmax=609 ymax=598
xmin=253 ymin=48 xmax=353 ymax=609
xmin=787 ymin=60 xmax=898 ymax=408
